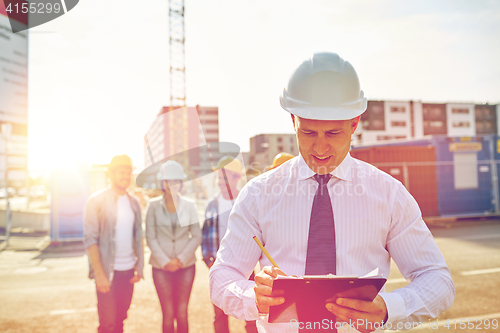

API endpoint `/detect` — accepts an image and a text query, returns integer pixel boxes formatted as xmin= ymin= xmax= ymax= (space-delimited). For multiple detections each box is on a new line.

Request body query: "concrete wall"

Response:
xmin=413 ymin=102 xmax=424 ymax=138
xmin=0 ymin=210 xmax=50 ymax=231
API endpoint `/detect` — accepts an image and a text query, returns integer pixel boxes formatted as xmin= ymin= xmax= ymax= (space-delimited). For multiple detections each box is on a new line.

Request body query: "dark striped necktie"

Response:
xmin=302 ymin=173 xmax=337 ymax=332
xmin=305 ymin=174 xmax=336 ymax=275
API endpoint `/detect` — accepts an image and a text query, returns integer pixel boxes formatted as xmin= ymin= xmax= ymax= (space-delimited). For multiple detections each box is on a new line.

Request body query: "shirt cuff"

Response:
xmin=379 ymin=292 xmax=406 ymax=325
xmin=242 ymin=286 xmax=260 ymax=321
xmin=134 ymin=265 xmax=144 ymax=278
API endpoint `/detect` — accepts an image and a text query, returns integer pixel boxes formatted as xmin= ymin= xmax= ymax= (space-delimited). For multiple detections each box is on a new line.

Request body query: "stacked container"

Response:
xmin=351 ymin=135 xmax=496 ymax=218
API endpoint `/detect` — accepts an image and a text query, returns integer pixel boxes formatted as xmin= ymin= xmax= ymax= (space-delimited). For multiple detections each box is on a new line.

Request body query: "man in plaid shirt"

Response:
xmin=202 ymin=196 xmax=220 ymax=268
xmin=202 ymin=156 xmax=257 ymax=333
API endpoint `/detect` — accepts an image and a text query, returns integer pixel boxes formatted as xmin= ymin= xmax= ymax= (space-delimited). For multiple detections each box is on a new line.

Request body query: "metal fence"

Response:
xmin=368 ymin=159 xmax=499 ymax=219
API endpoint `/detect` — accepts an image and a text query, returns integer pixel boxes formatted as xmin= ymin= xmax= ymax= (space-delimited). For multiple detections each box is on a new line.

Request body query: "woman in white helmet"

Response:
xmin=145 ymin=160 xmax=202 ymax=333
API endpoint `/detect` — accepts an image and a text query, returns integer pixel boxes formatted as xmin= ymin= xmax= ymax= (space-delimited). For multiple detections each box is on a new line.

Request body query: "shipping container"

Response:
xmin=351 ymin=135 xmax=497 ymax=219
xmin=432 ymin=136 xmax=494 ymax=217
xmin=50 ymin=168 xmax=91 ymax=241
xmin=351 ymin=142 xmax=438 ymax=217
xmin=494 ymin=135 xmax=500 ymax=214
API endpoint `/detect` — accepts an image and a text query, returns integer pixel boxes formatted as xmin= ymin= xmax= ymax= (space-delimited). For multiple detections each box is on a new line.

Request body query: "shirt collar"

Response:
xmin=296 ymin=152 xmax=353 ymax=182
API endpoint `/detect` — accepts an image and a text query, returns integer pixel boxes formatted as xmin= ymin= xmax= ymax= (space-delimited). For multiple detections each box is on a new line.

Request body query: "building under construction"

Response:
xmin=143 ymin=105 xmax=222 ymax=175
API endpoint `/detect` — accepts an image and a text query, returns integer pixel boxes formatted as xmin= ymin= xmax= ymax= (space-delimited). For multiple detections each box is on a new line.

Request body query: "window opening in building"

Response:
xmin=371 ymin=105 xmax=383 ymax=114
xmin=370 ymin=119 xmax=385 ymax=130
xmin=391 ymin=121 xmax=406 ymax=127
xmin=390 ymin=106 xmax=405 ymax=113
xmin=452 ymin=122 xmax=470 ymax=128
xmin=429 ymin=120 xmax=444 ymax=128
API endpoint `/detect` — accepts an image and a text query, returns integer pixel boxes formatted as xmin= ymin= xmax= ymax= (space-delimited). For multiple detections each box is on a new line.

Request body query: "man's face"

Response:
xmin=217 ymin=169 xmax=241 ymax=196
xmin=292 ymin=115 xmax=360 ymax=175
xmin=109 ymin=166 xmax=132 ymax=191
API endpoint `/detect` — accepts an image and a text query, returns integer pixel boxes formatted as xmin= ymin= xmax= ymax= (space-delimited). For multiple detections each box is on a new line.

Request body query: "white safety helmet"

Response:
xmin=280 ymin=52 xmax=367 ymax=120
xmin=157 ymin=160 xmax=187 ymax=181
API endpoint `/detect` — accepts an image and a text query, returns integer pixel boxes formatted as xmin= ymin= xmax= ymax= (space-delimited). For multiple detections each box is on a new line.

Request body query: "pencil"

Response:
xmin=253 ymin=236 xmax=280 ymax=269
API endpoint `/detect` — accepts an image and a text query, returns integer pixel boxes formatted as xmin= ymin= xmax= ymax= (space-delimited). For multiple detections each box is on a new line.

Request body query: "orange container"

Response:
xmin=351 ymin=145 xmax=438 ymax=217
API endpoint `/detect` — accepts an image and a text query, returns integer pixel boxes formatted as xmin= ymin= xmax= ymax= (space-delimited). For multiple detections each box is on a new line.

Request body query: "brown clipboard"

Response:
xmin=269 ymin=276 xmax=387 ymax=323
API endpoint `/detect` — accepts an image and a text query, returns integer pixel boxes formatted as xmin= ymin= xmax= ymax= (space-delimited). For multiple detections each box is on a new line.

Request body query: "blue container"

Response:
xmin=432 ymin=136 xmax=494 ymax=217
xmin=50 ymin=169 xmax=91 ymax=241
xmin=493 ymin=135 xmax=500 ymax=212
xmin=353 ymin=134 xmax=496 ymax=218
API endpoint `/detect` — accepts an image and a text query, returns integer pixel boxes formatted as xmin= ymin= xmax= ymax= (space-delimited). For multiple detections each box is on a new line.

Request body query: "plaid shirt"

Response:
xmin=202 ymin=196 xmax=219 ymax=266
xmin=83 ymin=187 xmax=144 ymax=281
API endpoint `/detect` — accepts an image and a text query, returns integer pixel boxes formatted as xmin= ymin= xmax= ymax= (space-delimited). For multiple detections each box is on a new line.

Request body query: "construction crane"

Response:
xmin=166 ymin=0 xmax=189 ymax=167
xmin=143 ymin=0 xmax=188 ymax=171
xmin=168 ymin=0 xmax=186 ymax=108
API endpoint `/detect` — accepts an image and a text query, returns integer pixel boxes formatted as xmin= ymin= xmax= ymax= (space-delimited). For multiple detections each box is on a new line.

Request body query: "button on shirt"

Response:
xmin=209 ymin=153 xmax=454 ymax=333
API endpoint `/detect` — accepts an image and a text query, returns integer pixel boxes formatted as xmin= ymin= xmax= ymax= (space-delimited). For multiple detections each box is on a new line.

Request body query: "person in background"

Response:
xmin=209 ymin=52 xmax=454 ymax=332
xmin=268 ymin=152 xmax=295 ymax=171
xmin=244 ymin=165 xmax=262 ymax=184
xmin=146 ymin=160 xmax=202 ymax=333
xmin=262 ymin=152 xmax=294 ymax=173
xmin=84 ymin=154 xmax=144 ymax=333
xmin=202 ymin=156 xmax=257 ymax=333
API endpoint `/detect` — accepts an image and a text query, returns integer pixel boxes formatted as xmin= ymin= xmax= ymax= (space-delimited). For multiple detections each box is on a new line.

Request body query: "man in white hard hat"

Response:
xmin=209 ymin=53 xmax=454 ymax=332
xmin=203 ymin=156 xmax=257 ymax=333
xmin=84 ymin=155 xmax=144 ymax=333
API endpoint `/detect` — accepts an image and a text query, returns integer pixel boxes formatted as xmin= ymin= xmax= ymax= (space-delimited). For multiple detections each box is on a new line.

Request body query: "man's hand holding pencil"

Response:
xmin=252 ymin=236 xmax=287 ymax=314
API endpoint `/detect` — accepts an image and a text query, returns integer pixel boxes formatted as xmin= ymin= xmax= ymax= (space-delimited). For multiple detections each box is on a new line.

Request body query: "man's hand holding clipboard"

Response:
xmin=253 ymin=236 xmax=388 ymax=332
xmin=325 ymin=292 xmax=388 ymax=333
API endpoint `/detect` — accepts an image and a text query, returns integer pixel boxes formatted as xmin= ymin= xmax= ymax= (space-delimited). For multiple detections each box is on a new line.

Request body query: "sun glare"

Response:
xmin=28 ymin=122 xmax=94 ymax=173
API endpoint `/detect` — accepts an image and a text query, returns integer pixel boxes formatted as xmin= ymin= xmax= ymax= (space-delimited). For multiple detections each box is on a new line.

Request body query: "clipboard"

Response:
xmin=269 ymin=275 xmax=387 ymax=323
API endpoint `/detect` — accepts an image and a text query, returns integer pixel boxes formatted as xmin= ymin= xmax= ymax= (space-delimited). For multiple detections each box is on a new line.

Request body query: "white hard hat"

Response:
xmin=157 ymin=160 xmax=187 ymax=180
xmin=280 ymin=52 xmax=367 ymax=120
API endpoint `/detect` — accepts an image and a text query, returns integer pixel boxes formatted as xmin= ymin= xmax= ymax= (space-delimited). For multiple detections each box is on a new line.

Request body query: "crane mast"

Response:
xmin=169 ymin=0 xmax=186 ymax=108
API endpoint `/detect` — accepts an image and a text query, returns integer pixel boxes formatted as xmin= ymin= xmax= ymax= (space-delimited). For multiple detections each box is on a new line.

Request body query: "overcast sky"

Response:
xmin=26 ymin=0 xmax=500 ymax=170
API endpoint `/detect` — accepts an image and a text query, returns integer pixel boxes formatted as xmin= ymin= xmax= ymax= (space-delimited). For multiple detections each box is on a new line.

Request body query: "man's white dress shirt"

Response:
xmin=209 ymin=153 xmax=454 ymax=332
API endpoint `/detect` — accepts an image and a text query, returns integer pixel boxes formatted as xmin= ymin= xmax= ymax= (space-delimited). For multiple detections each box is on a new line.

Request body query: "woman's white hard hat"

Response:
xmin=280 ymin=52 xmax=367 ymax=120
xmin=157 ymin=160 xmax=187 ymax=180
